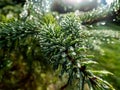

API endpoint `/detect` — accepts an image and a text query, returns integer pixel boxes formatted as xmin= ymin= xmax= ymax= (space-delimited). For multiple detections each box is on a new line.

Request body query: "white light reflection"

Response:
xmin=106 ymin=0 xmax=114 ymax=5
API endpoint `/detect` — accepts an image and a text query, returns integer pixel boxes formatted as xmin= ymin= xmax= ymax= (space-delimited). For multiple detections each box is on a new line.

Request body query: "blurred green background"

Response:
xmin=92 ymin=23 xmax=120 ymax=90
xmin=0 ymin=0 xmax=25 ymax=22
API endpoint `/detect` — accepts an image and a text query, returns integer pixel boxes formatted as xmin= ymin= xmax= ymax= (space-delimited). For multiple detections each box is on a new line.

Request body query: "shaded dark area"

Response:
xmin=0 ymin=0 xmax=25 ymax=8
xmin=51 ymin=0 xmax=98 ymax=13
xmin=0 ymin=0 xmax=25 ymax=21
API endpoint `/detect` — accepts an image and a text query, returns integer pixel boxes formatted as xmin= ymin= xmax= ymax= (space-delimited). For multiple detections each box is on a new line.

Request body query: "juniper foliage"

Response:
xmin=0 ymin=0 xmax=120 ymax=90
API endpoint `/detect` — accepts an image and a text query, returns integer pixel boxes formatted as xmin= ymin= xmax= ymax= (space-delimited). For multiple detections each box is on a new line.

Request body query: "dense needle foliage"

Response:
xmin=0 ymin=0 xmax=120 ymax=90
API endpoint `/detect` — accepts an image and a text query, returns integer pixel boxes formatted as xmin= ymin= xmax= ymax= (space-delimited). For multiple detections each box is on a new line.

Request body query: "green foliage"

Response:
xmin=0 ymin=0 xmax=25 ymax=22
xmin=0 ymin=0 xmax=120 ymax=90
xmin=0 ymin=20 xmax=49 ymax=89
xmin=38 ymin=13 xmax=120 ymax=90
xmin=75 ymin=0 xmax=120 ymax=24
xmin=94 ymin=40 xmax=120 ymax=90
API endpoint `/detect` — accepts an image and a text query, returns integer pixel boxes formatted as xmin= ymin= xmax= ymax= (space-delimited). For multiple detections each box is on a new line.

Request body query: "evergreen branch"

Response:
xmin=76 ymin=0 xmax=120 ymax=24
xmin=1 ymin=0 xmax=120 ymax=89
xmin=38 ymin=14 xmax=120 ymax=89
